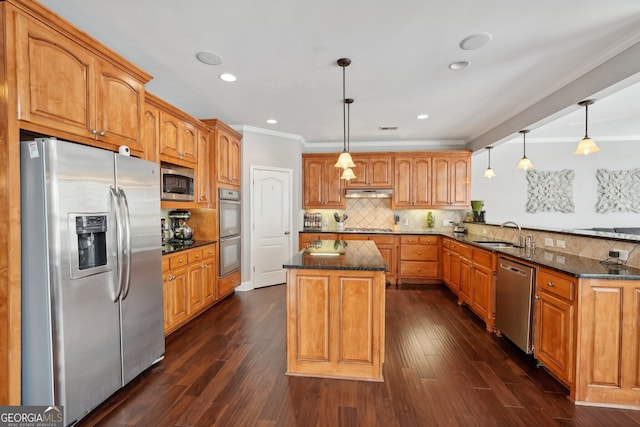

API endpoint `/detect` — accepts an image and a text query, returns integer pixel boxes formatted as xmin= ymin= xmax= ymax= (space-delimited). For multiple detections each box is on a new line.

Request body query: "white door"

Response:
xmin=252 ymin=167 xmax=292 ymax=288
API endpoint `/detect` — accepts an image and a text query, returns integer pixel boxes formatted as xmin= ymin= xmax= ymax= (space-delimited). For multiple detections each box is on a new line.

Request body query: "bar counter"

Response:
xmin=284 ymin=240 xmax=386 ymax=381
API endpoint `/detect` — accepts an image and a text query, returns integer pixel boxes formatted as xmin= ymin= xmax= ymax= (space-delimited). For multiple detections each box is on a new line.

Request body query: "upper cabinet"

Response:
xmin=201 ymin=119 xmax=242 ymax=190
xmin=196 ymin=128 xmax=213 ymax=207
xmin=431 ymin=153 xmax=471 ymax=208
xmin=14 ymin=12 xmax=150 ymax=156
xmin=158 ymin=110 xmax=197 ymax=165
xmin=345 ymin=154 xmax=393 ymax=188
xmin=393 ymin=155 xmax=431 ymax=208
xmin=302 ymin=154 xmax=345 ymax=209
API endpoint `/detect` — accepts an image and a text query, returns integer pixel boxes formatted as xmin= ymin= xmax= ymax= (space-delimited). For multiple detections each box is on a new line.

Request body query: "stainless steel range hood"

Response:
xmin=345 ymin=189 xmax=393 ymax=199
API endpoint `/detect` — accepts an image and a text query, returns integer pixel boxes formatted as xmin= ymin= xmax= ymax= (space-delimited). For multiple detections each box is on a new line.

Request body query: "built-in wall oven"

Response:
xmin=219 ymin=188 xmax=241 ymax=276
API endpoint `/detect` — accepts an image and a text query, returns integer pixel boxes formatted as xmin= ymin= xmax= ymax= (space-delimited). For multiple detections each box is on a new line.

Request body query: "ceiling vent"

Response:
xmin=378 ymin=126 xmax=398 ymax=131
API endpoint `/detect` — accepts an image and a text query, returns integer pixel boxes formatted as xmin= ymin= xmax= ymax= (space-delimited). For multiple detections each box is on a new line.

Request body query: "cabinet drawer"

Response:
xmin=400 ymin=245 xmax=438 ymax=261
xmin=442 ymin=238 xmax=451 ymax=249
xmin=202 ymin=244 xmax=216 ymax=260
xmin=369 ymin=234 xmax=396 ymax=245
xmin=188 ymin=249 xmax=203 ymax=263
xmin=472 ymin=249 xmax=494 ymax=267
xmin=537 ymin=269 xmax=575 ymax=301
xmin=400 ymin=235 xmax=420 ymax=245
xmin=451 ymin=242 xmax=472 ymax=258
xmin=169 ymin=252 xmax=188 ymax=269
xmin=400 ymin=261 xmax=438 ymax=277
xmin=420 ymin=236 xmax=439 ymax=245
xmin=219 ymin=270 xmax=241 ymax=296
xmin=162 ymin=256 xmax=170 ymax=272
xmin=300 ymin=233 xmax=337 ymax=244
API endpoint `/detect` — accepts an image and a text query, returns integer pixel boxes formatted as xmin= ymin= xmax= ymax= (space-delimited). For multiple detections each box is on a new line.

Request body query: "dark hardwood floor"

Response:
xmin=77 ymin=284 xmax=640 ymax=427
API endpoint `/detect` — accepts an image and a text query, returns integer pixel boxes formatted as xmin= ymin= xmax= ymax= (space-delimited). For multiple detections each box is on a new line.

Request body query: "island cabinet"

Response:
xmin=14 ymin=9 xmax=150 ymax=156
xmin=302 ymin=154 xmax=345 ymax=209
xmin=534 ymin=267 xmax=576 ymax=387
xmin=337 ymin=233 xmax=398 ymax=285
xmin=345 ymin=154 xmax=393 ymax=188
xmin=446 ymin=239 xmax=496 ymax=331
xmin=284 ymin=240 xmax=386 ymax=381
xmin=392 ymin=155 xmax=431 ymax=208
xmin=202 ymin=119 xmax=242 ymax=190
xmin=431 ymin=153 xmax=471 ymax=208
xmin=398 ymin=235 xmax=439 ymax=284
xmin=162 ymin=243 xmax=219 ymax=335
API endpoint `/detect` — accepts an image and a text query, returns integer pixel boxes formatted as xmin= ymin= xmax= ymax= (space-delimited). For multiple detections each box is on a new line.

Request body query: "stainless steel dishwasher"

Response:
xmin=495 ymin=257 xmax=536 ymax=353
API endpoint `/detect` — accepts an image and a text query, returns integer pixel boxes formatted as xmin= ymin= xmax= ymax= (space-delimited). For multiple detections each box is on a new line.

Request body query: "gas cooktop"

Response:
xmin=343 ymin=227 xmax=393 ymax=233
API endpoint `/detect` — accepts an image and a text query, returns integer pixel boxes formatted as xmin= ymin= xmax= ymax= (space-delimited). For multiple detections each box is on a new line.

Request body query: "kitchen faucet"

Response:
xmin=501 ymin=221 xmax=524 ymax=247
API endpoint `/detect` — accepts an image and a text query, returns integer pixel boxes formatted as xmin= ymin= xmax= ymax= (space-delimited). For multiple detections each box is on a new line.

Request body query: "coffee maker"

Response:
xmin=168 ymin=210 xmax=194 ymax=244
xmin=471 ymin=200 xmax=485 ymax=223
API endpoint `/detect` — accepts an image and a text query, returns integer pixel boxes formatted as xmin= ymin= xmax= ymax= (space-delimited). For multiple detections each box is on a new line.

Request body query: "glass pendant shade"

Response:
xmin=335 ymin=152 xmax=356 ymax=169
xmin=340 ymin=167 xmax=356 ymax=180
xmin=483 ymin=167 xmax=496 ymax=178
xmin=517 ymin=157 xmax=534 ymax=170
xmin=516 ymin=129 xmax=534 ymax=170
xmin=573 ymin=137 xmax=600 ymax=155
xmin=574 ymin=99 xmax=600 ymax=155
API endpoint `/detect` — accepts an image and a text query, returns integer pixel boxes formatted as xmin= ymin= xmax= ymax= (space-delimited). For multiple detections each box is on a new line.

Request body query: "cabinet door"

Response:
xmin=458 ymin=257 xmax=473 ymax=304
xmin=15 ymin=13 xmax=96 ymax=137
xmin=196 ymin=130 xmax=211 ymax=206
xmin=376 ymin=244 xmax=395 ymax=283
xmin=96 ymin=60 xmax=143 ymax=150
xmin=303 ymin=157 xmax=324 ymax=207
xmin=393 ymin=157 xmax=413 ymax=207
xmin=162 ymin=271 xmax=173 ymax=332
xmin=159 ymin=110 xmax=181 ymax=159
xmin=450 ymin=156 xmax=470 ymax=206
xmin=229 ymin=136 xmax=241 ymax=185
xmin=142 ymin=102 xmax=160 ymax=162
xmin=188 ymin=262 xmax=205 ymax=314
xmin=203 ymin=261 xmax=216 ymax=304
xmin=413 ymin=157 xmax=431 ymax=206
xmin=216 ymin=126 xmax=240 ymax=187
xmin=449 ymin=252 xmax=461 ymax=292
xmin=369 ymin=157 xmax=393 ymax=188
xmin=345 ymin=158 xmax=369 ymax=187
xmin=442 ymin=248 xmax=452 ymax=286
xmin=324 ymin=161 xmax=344 ymax=207
xmin=167 ymin=267 xmax=189 ymax=328
xmin=471 ymin=264 xmax=492 ymax=320
xmin=432 ymin=157 xmax=450 ymax=206
xmin=534 ymin=291 xmax=574 ymax=384
xmin=181 ymin=122 xmax=198 ymax=164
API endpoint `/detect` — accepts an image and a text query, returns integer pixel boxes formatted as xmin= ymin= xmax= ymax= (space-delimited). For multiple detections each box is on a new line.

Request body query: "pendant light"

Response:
xmin=517 ymin=130 xmax=534 ymax=170
xmin=574 ymin=99 xmax=600 ymax=155
xmin=334 ymin=58 xmax=356 ymax=170
xmin=483 ymin=146 xmax=496 ymax=178
xmin=340 ymin=98 xmax=356 ymax=180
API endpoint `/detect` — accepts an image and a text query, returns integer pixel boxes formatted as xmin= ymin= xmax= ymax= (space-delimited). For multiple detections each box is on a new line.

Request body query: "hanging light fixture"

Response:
xmin=483 ymin=146 xmax=496 ymax=178
xmin=334 ymin=58 xmax=356 ymax=170
xmin=574 ymin=99 xmax=600 ymax=155
xmin=517 ymin=130 xmax=534 ymax=170
xmin=340 ymin=98 xmax=356 ymax=180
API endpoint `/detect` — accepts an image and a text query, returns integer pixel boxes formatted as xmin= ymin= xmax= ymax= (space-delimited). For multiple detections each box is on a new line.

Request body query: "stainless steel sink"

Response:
xmin=472 ymin=240 xmax=515 ymax=248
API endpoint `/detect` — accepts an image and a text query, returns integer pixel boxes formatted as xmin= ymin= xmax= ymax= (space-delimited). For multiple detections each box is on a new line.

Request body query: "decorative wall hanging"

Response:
xmin=526 ymin=170 xmax=575 ymax=213
xmin=596 ymin=168 xmax=640 ymax=213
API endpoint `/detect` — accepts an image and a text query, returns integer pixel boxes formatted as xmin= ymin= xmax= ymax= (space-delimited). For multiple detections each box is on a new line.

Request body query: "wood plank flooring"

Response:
xmin=77 ymin=284 xmax=640 ymax=426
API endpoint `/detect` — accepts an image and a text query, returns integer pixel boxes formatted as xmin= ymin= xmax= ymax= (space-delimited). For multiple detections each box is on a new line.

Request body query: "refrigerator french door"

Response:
xmin=20 ymin=138 xmax=165 ymax=426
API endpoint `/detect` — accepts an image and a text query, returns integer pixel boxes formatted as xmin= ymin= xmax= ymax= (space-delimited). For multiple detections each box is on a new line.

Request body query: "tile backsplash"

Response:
xmin=303 ymin=199 xmax=466 ymax=232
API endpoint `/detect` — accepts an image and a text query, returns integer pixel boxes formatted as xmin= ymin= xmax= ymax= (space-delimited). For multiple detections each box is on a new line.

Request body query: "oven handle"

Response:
xmin=220 ymin=235 xmax=241 ymax=242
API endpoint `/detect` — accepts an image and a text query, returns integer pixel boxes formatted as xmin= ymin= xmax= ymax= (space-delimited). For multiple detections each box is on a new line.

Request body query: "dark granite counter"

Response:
xmin=162 ymin=239 xmax=217 ymax=255
xmin=299 ymin=230 xmax=640 ymax=280
xmin=284 ymin=240 xmax=386 ymax=271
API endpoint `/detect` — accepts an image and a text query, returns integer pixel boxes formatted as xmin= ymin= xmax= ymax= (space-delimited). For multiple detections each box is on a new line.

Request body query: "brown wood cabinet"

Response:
xmin=286 ymin=268 xmax=385 ymax=381
xmin=202 ymin=119 xmax=242 ymax=190
xmin=159 ymin=109 xmax=197 ymax=165
xmin=398 ymin=235 xmax=439 ymax=284
xmin=219 ymin=270 xmax=241 ymax=298
xmin=431 ymin=154 xmax=471 ymax=208
xmin=14 ymin=11 xmax=149 ymax=156
xmin=302 ymin=154 xmax=345 ymax=209
xmin=393 ymin=155 xmax=431 ymax=208
xmin=142 ymin=101 xmax=160 ymax=163
xmin=345 ymin=154 xmax=393 ymax=188
xmin=162 ymin=243 xmax=222 ymax=335
xmin=196 ymin=128 xmax=213 ymax=207
xmin=534 ymin=268 xmax=576 ymax=387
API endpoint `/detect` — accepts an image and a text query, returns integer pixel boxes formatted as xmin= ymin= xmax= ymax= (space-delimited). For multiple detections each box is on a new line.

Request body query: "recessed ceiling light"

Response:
xmin=266 ymin=119 xmax=278 ymax=124
xmin=219 ymin=73 xmax=237 ymax=82
xmin=459 ymin=33 xmax=493 ymax=50
xmin=195 ymin=51 xmax=223 ymax=65
xmin=416 ymin=114 xmax=429 ymax=120
xmin=449 ymin=61 xmax=469 ymax=70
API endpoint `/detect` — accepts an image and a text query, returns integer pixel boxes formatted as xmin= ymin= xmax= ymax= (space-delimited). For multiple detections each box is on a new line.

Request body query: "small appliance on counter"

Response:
xmin=453 ymin=223 xmax=467 ymax=234
xmin=168 ymin=209 xmax=194 ymax=244
xmin=471 ymin=200 xmax=486 ymax=222
xmin=304 ymin=212 xmax=323 ymax=231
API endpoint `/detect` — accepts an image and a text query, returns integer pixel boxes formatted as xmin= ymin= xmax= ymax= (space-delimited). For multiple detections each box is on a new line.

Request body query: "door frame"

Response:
xmin=245 ymin=164 xmax=293 ymax=291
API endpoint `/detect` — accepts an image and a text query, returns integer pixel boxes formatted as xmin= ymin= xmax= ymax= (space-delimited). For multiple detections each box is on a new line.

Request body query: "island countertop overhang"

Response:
xmin=283 ymin=239 xmax=387 ymax=271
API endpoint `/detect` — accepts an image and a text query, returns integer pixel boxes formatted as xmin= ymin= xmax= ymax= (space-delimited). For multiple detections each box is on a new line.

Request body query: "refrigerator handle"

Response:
xmin=118 ymin=187 xmax=133 ymax=300
xmin=110 ymin=186 xmax=124 ymax=302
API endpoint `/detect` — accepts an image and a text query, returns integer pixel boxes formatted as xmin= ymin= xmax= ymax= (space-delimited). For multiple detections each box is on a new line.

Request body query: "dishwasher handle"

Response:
xmin=499 ymin=262 xmax=530 ymax=277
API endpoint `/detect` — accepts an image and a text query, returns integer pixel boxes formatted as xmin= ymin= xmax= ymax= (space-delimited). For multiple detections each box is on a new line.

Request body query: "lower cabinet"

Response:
xmin=162 ymin=243 xmax=225 ymax=335
xmin=398 ymin=235 xmax=439 ymax=284
xmin=219 ymin=270 xmax=241 ymax=298
xmin=534 ymin=267 xmax=576 ymax=387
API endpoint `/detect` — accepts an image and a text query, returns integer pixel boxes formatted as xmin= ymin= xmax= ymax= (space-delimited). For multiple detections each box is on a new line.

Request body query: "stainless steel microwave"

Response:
xmin=160 ymin=164 xmax=194 ymax=201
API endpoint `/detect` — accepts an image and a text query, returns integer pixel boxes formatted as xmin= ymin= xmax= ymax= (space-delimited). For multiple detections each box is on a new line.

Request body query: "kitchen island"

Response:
xmin=283 ymin=240 xmax=387 ymax=381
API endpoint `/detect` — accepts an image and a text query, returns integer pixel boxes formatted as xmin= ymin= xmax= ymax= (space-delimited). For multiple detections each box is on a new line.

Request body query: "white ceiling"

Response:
xmin=38 ymin=0 xmax=640 ymax=150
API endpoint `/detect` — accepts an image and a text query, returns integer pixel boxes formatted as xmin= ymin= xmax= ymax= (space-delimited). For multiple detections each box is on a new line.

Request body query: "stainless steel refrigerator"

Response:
xmin=20 ymin=138 xmax=165 ymax=426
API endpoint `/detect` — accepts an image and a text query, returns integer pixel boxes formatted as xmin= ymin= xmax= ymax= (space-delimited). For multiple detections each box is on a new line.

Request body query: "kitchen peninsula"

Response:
xmin=283 ymin=240 xmax=386 ymax=381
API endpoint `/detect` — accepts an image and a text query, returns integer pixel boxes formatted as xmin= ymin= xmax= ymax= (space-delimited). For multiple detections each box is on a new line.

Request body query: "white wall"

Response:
xmin=471 ymin=138 xmax=640 ymax=229
xmin=240 ymin=127 xmax=302 ymax=289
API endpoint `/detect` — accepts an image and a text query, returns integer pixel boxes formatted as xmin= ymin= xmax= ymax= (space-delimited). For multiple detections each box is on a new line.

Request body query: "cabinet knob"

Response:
xmin=195 ymin=254 xmax=200 ymax=258
xmin=417 ymin=251 xmax=422 ymax=255
xmin=178 ymin=259 xmax=184 ymax=263
xmin=91 ymin=129 xmax=98 ymax=135
xmin=99 ymin=131 xmax=105 ymax=136
xmin=417 ymin=268 xmax=422 ymax=271
xmin=547 ymin=282 xmax=554 ymax=287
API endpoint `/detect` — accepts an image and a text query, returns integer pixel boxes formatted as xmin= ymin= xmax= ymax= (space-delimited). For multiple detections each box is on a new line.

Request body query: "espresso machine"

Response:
xmin=168 ymin=210 xmax=194 ymax=244
xmin=471 ymin=200 xmax=486 ymax=223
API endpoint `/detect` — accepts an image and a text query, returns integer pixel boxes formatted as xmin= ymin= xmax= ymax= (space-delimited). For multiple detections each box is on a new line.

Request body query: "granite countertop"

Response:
xmin=162 ymin=239 xmax=217 ymax=255
xmin=283 ymin=240 xmax=386 ymax=271
xmin=299 ymin=229 xmax=640 ymax=280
